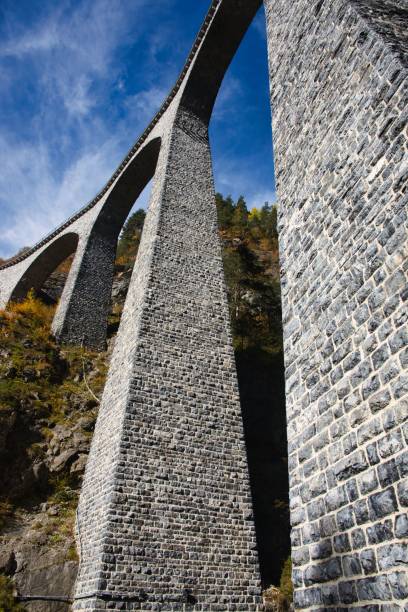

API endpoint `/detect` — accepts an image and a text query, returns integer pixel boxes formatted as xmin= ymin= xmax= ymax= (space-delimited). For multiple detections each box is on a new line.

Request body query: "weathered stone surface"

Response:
xmin=0 ymin=537 xmax=77 ymax=612
xmin=265 ymin=0 xmax=408 ymax=607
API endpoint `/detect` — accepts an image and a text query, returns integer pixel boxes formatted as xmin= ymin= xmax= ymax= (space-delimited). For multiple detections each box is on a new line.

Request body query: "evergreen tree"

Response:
xmin=231 ymin=195 xmax=248 ymax=234
xmin=116 ymin=209 xmax=146 ymax=261
xmin=259 ymin=202 xmax=278 ymax=243
xmin=215 ymin=193 xmax=234 ymax=229
xmin=120 ymin=209 xmax=145 ymax=244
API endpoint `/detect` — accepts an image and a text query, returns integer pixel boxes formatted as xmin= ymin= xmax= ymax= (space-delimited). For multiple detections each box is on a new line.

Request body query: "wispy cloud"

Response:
xmin=0 ymin=129 xmax=122 ymax=253
xmin=0 ymin=0 xmax=174 ymax=256
xmin=2 ymin=23 xmax=60 ymax=57
xmin=124 ymin=86 xmax=169 ymax=125
xmin=212 ymin=74 xmax=242 ymax=122
xmin=247 ymin=189 xmax=277 ymax=210
xmin=213 ymin=155 xmax=276 ymax=211
xmin=2 ymin=0 xmax=134 ymax=117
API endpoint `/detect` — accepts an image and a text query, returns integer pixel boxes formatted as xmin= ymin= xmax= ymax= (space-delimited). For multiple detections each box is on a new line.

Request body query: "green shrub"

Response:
xmin=279 ymin=556 xmax=293 ymax=602
xmin=66 ymin=544 xmax=78 ymax=561
xmin=0 ymin=575 xmax=23 ymax=612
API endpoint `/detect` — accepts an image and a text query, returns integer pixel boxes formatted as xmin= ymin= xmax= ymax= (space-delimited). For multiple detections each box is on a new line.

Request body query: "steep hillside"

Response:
xmin=0 ymin=194 xmax=290 ymax=610
xmin=0 ymin=296 xmax=107 ymax=610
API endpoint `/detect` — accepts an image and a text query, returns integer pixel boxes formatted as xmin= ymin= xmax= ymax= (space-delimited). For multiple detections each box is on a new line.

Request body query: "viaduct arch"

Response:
xmin=0 ymin=0 xmax=407 ymax=610
xmin=8 ymin=232 xmax=79 ymax=303
xmin=51 ymin=136 xmax=162 ymax=349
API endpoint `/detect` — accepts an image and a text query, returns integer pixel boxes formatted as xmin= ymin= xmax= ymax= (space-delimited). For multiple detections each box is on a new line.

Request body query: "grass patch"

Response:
xmin=66 ymin=543 xmax=79 ymax=562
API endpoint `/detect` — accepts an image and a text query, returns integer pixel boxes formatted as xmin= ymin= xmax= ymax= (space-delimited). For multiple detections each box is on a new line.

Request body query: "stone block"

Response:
xmin=357 ymin=575 xmax=392 ymax=601
xmin=338 ymin=580 xmax=358 ymax=604
xmin=366 ymin=520 xmax=394 ymax=545
xmin=395 ymin=513 xmax=408 ymax=538
xmin=368 ymin=487 xmax=398 ymax=519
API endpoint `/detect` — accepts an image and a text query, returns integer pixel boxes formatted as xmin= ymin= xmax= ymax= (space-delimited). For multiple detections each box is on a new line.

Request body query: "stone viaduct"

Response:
xmin=0 ymin=0 xmax=407 ymax=609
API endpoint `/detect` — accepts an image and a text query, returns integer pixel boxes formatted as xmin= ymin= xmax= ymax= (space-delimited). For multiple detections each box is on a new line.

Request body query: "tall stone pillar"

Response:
xmin=51 ymin=230 xmax=117 ymax=350
xmin=73 ymin=107 xmax=262 ymax=611
xmin=52 ymin=138 xmax=161 ymax=351
xmin=265 ymin=0 xmax=408 ymax=608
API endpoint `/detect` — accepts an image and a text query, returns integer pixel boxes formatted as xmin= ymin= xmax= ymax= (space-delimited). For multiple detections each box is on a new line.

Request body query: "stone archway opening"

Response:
xmin=108 ymin=180 xmax=153 ymax=337
xmin=51 ymin=136 xmax=162 ymax=350
xmin=9 ymin=232 xmax=79 ymax=306
xmin=92 ymin=137 xmax=161 ymax=339
xmin=40 ymin=253 xmax=76 ymax=305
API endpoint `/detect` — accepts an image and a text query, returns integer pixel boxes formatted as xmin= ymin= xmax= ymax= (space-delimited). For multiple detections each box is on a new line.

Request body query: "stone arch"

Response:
xmin=9 ymin=232 xmax=79 ymax=303
xmin=51 ymin=136 xmax=162 ymax=349
xmin=180 ymin=0 xmax=263 ymax=122
xmin=92 ymin=136 xmax=161 ymax=240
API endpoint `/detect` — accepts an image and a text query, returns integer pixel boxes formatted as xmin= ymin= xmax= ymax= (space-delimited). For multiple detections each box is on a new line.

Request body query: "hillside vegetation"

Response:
xmin=0 ymin=194 xmax=291 ymax=609
xmin=0 ymin=294 xmax=107 ymax=609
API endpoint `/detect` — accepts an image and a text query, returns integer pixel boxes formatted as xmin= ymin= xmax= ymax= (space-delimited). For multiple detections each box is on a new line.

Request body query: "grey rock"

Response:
xmin=387 ymin=571 xmax=408 ymax=599
xmin=395 ymin=513 xmax=408 ymax=538
xmin=338 ymin=580 xmax=358 ymax=604
xmin=367 ymin=520 xmax=394 ymax=545
xmin=368 ymin=488 xmax=398 ymax=520
xmin=377 ymin=543 xmax=408 ymax=571
xmin=357 ymin=575 xmax=392 ymax=601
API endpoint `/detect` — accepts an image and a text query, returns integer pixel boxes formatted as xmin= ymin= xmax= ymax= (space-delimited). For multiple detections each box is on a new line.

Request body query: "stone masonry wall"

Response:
xmin=72 ymin=130 xmax=171 ymax=609
xmin=265 ymin=0 xmax=407 ymax=608
xmin=72 ymin=107 xmax=262 ymax=611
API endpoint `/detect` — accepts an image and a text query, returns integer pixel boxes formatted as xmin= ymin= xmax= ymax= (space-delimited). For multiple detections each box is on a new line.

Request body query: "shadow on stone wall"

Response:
xmin=236 ymin=348 xmax=290 ymax=588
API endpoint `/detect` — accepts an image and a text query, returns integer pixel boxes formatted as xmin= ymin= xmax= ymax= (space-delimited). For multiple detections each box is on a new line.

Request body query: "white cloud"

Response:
xmin=124 ymin=86 xmax=168 ymax=125
xmin=0 ymin=0 xmax=275 ymax=258
xmin=0 ymin=0 xmax=175 ymax=257
xmin=0 ymin=131 xmax=121 ymax=255
xmin=1 ymin=23 xmax=60 ymax=57
xmin=212 ymin=74 xmax=242 ymax=121
xmin=247 ymin=189 xmax=277 ymax=210
xmin=213 ymin=156 xmax=276 ymax=210
xmin=1 ymin=0 xmax=151 ymax=120
xmin=0 ymin=86 xmax=167 ymax=256
xmin=60 ymin=75 xmax=96 ymax=117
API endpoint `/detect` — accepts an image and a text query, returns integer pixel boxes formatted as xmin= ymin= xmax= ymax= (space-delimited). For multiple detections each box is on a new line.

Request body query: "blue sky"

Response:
xmin=0 ymin=0 xmax=275 ymax=258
